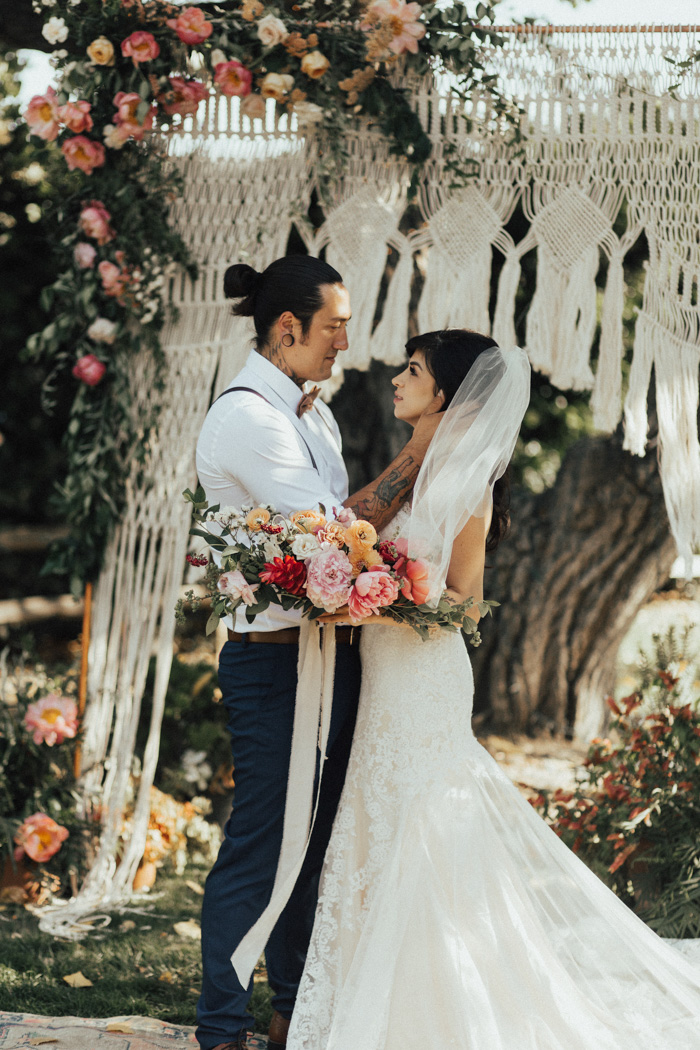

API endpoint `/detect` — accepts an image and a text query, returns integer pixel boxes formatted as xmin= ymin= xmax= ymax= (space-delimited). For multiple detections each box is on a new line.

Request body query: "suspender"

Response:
xmin=216 ymin=385 xmax=319 ymax=472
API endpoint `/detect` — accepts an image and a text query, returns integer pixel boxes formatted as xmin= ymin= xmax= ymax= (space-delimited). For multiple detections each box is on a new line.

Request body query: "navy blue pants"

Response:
xmin=195 ymin=637 xmax=361 ymax=1048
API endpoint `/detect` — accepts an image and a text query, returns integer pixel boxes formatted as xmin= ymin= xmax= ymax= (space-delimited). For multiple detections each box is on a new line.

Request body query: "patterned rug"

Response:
xmin=0 ymin=1014 xmax=268 ymax=1049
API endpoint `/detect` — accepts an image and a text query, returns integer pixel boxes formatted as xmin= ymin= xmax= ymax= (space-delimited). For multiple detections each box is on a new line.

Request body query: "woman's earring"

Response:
xmin=281 ymin=333 xmax=294 ymax=348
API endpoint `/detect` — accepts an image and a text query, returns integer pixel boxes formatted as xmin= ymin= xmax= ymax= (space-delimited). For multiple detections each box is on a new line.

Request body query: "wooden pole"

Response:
xmin=73 ymin=581 xmax=92 ymax=781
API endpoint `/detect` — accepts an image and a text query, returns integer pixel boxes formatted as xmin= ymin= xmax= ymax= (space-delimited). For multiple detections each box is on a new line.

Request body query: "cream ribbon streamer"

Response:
xmin=231 ymin=619 xmax=337 ymax=985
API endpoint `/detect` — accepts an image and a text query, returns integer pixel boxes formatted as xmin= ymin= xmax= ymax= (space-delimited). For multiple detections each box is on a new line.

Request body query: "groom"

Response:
xmin=194 ymin=255 xmax=441 ymax=1050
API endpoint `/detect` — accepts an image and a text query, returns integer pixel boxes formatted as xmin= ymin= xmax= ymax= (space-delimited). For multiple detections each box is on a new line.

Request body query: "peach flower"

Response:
xmin=300 ymin=50 xmax=330 ymax=79
xmin=14 ymin=813 xmax=69 ymax=863
xmin=74 ymin=242 xmax=96 ymax=269
xmin=214 ymin=60 xmax=253 ymax=97
xmin=160 ymin=77 xmax=209 ymax=117
xmin=121 ymin=30 xmax=160 ymax=64
xmin=61 ymin=136 xmax=106 ymax=175
xmin=260 ymin=72 xmax=295 ymax=102
xmin=24 ymin=694 xmax=78 ymax=746
xmin=113 ymin=91 xmax=155 ymax=142
xmin=347 ymin=565 xmax=399 ymax=622
xmin=245 ymin=507 xmax=271 ymax=531
xmin=166 ymin=6 xmax=213 ymax=44
xmin=316 ymin=521 xmax=346 ymax=548
xmin=25 ymin=88 xmax=60 ymax=141
xmin=349 ymin=546 xmax=384 ymax=576
xmin=363 ymin=0 xmax=426 ymax=54
xmin=344 ymin=518 xmax=378 ymax=551
xmin=86 ymin=36 xmax=115 ymax=65
xmin=72 ymin=354 xmax=106 ymax=386
xmin=57 ymin=100 xmax=93 ymax=134
xmin=290 ymin=509 xmax=326 ymax=534
xmin=79 ymin=200 xmax=114 ymax=245
xmin=240 ymin=93 xmax=266 ymax=120
xmin=393 ymin=542 xmax=431 ymax=604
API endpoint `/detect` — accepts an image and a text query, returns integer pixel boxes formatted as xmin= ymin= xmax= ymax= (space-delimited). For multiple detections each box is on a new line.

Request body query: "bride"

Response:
xmin=284 ymin=329 xmax=700 ymax=1050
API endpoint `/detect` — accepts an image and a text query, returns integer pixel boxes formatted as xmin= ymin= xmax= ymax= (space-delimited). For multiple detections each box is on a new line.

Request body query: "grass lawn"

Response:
xmin=0 ymin=864 xmax=273 ymax=1033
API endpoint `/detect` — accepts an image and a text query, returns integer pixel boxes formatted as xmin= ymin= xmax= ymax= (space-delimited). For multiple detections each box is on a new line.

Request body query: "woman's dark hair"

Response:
xmin=223 ymin=256 xmax=343 ymax=346
xmin=404 ymin=328 xmax=512 ymax=552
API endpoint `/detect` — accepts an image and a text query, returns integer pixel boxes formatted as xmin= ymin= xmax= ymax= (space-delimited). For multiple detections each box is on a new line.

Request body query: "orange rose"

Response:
xmin=301 ymin=50 xmax=330 ymax=79
xmin=86 ymin=36 xmax=115 ymax=66
xmin=246 ymin=507 xmax=271 ymax=531
xmin=344 ymin=519 xmax=377 ymax=551
xmin=290 ymin=509 xmax=326 ymax=533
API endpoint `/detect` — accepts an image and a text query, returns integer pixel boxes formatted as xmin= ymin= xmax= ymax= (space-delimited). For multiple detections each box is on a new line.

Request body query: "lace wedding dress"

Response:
xmin=287 ymin=505 xmax=700 ymax=1050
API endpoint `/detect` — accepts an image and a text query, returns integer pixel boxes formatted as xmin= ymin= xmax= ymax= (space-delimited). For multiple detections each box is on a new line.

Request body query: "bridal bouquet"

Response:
xmin=176 ymin=487 xmax=494 ymax=642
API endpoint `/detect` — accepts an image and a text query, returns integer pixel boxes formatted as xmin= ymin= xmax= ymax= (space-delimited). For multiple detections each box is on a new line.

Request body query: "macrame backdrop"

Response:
xmin=40 ymin=25 xmax=700 ymax=934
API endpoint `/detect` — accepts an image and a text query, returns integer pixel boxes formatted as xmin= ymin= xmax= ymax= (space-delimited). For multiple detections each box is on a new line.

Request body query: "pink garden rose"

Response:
xmin=74 ymin=242 xmax=96 ymax=269
xmin=160 ymin=77 xmax=209 ymax=117
xmin=347 ymin=565 xmax=399 ymax=623
xmin=121 ymin=30 xmax=160 ymax=63
xmin=217 ymin=569 xmax=259 ymax=605
xmin=214 ymin=60 xmax=253 ymax=97
xmin=25 ymin=88 xmax=60 ymax=141
xmin=61 ymin=135 xmax=106 ymax=175
xmin=79 ymin=200 xmax=114 ymax=245
xmin=72 ymin=354 xmax=106 ymax=386
xmin=112 ymin=92 xmax=155 ymax=142
xmin=166 ymin=6 xmax=213 ymax=44
xmin=14 ymin=813 xmax=69 ymax=863
xmin=24 ymin=694 xmax=78 ymax=746
xmin=363 ymin=0 xmax=426 ymax=54
xmin=305 ymin=548 xmax=353 ymax=612
xmin=57 ymin=100 xmax=93 ymax=134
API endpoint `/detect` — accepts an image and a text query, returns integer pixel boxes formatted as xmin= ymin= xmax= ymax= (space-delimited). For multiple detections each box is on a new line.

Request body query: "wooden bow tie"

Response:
xmin=297 ymin=385 xmax=321 ymax=418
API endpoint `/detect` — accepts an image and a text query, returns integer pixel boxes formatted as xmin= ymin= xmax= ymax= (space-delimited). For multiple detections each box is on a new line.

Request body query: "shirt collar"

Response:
xmin=245 ymin=350 xmax=305 ymax=414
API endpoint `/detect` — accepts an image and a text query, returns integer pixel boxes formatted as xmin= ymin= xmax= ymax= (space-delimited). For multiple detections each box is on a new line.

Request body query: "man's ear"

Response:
xmin=277 ymin=310 xmax=296 ymax=340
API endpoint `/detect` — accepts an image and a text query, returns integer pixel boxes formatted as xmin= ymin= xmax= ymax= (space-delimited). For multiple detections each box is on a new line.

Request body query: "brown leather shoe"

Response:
xmin=267 ymin=1010 xmax=291 ymax=1049
xmin=211 ymin=1030 xmax=252 ymax=1050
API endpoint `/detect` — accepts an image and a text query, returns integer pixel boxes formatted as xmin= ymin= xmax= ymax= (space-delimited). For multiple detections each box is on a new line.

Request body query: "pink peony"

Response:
xmin=217 ymin=569 xmax=259 ymax=605
xmin=112 ymin=91 xmax=155 ymax=142
xmin=57 ymin=100 xmax=93 ymax=134
xmin=364 ymin=0 xmax=426 ymax=54
xmin=166 ymin=6 xmax=213 ymax=44
xmin=394 ymin=548 xmax=431 ymax=605
xmin=121 ymin=30 xmax=160 ymax=63
xmin=79 ymin=200 xmax=114 ymax=245
xmin=347 ymin=565 xmax=399 ymax=623
xmin=25 ymin=88 xmax=60 ymax=141
xmin=14 ymin=813 xmax=69 ymax=863
xmin=160 ymin=76 xmax=209 ymax=117
xmin=24 ymin=694 xmax=78 ymax=746
xmin=74 ymin=242 xmax=96 ymax=269
xmin=305 ymin=548 xmax=353 ymax=612
xmin=62 ymin=136 xmax=106 ymax=175
xmin=214 ymin=60 xmax=253 ymax=97
xmin=72 ymin=354 xmax=106 ymax=386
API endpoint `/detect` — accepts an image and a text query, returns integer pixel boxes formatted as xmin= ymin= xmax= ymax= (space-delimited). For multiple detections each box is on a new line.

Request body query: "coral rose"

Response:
xmin=121 ymin=30 xmax=160 ymax=64
xmin=394 ymin=550 xmax=431 ymax=604
xmin=98 ymin=259 xmax=129 ymax=299
xmin=14 ymin=813 xmax=69 ymax=863
xmin=79 ymin=201 xmax=114 ymax=245
xmin=246 ymin=507 xmax=271 ymax=531
xmin=87 ymin=36 xmax=115 ymax=65
xmin=347 ymin=566 xmax=399 ymax=622
xmin=345 ymin=519 xmax=377 ymax=551
xmin=257 ymin=14 xmax=288 ymax=47
xmin=160 ymin=77 xmax=209 ymax=117
xmin=72 ymin=354 xmax=106 ymax=386
xmin=214 ymin=60 xmax=253 ymax=97
xmin=260 ymin=72 xmax=294 ymax=102
xmin=57 ymin=100 xmax=93 ymax=134
xmin=300 ymin=50 xmax=330 ymax=79
xmin=290 ymin=509 xmax=326 ymax=533
xmin=217 ymin=569 xmax=259 ymax=605
xmin=113 ymin=91 xmax=155 ymax=142
xmin=61 ymin=136 xmax=106 ymax=175
xmin=25 ymin=88 xmax=60 ymax=141
xmin=166 ymin=7 xmax=213 ymax=44
xmin=305 ymin=548 xmax=353 ymax=612
xmin=74 ymin=242 xmax=96 ymax=269
xmin=363 ymin=0 xmax=426 ymax=54
xmin=260 ymin=555 xmax=307 ymax=596
xmin=240 ymin=93 xmax=266 ymax=120
xmin=24 ymin=694 xmax=78 ymax=747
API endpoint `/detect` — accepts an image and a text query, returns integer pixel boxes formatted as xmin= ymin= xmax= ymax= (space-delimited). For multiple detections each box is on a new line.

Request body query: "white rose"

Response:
xmin=210 ymin=48 xmax=226 ymax=67
xmin=256 ymin=14 xmax=288 ymax=47
xmin=87 ymin=318 xmax=117 ymax=344
xmin=262 ymin=537 xmax=284 ymax=561
xmin=292 ymin=101 xmax=324 ymax=125
xmin=291 ymin=533 xmax=321 ymax=560
xmin=41 ymin=16 xmax=68 ymax=44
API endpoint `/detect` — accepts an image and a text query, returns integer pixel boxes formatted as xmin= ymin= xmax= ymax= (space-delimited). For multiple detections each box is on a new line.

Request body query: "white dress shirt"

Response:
xmin=196 ymin=350 xmax=349 ymax=632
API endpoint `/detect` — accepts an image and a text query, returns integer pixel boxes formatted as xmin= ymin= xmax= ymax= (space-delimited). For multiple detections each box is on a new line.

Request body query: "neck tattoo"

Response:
xmin=260 ymin=340 xmax=305 ymax=389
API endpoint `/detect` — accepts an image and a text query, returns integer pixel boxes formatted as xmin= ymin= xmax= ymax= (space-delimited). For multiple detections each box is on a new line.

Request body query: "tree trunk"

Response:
xmin=470 ymin=434 xmax=676 ymax=740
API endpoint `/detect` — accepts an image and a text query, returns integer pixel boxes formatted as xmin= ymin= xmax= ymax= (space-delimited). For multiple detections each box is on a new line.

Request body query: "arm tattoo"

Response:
xmin=259 ymin=340 xmax=304 ymax=388
xmin=347 ymin=453 xmax=420 ymax=530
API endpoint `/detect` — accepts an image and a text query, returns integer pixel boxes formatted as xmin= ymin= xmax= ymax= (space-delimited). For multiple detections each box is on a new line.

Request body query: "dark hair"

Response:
xmin=223 ymin=255 xmax=343 ymax=346
xmin=404 ymin=328 xmax=511 ymax=552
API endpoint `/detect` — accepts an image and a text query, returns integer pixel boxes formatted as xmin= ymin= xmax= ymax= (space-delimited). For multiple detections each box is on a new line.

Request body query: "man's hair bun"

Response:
xmin=223 ymin=263 xmax=261 ymax=314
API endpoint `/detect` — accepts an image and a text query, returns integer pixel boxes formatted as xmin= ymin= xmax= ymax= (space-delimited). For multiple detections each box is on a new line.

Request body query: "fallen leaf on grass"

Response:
xmin=119 ymin=919 xmax=136 ymax=932
xmin=159 ymin=971 xmax=175 ymax=984
xmin=63 ymin=971 xmax=93 ymax=988
xmin=173 ymin=919 xmax=201 ymax=940
xmin=106 ymin=1023 xmax=134 ymax=1033
xmin=185 ymin=880 xmax=204 ymax=896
